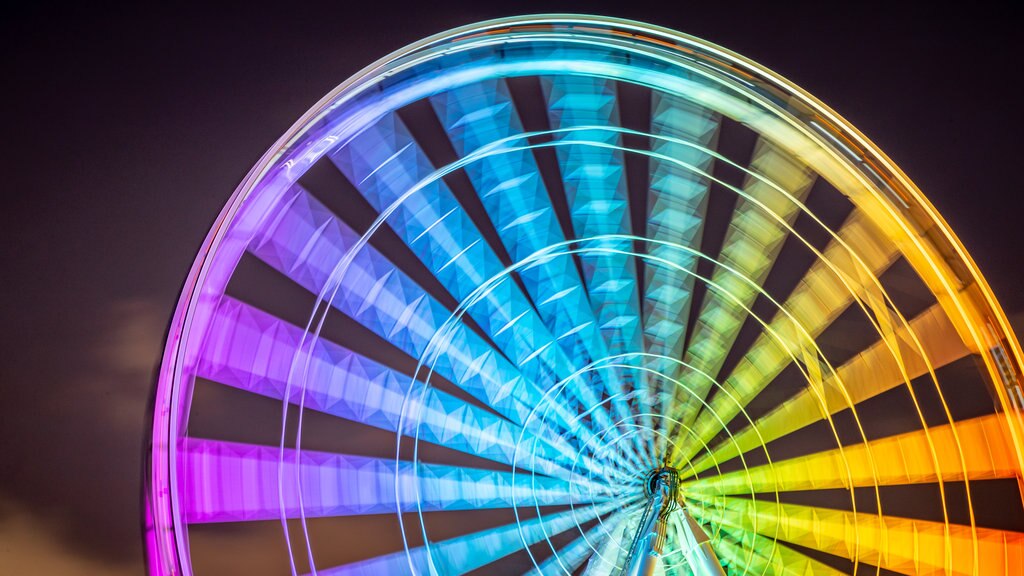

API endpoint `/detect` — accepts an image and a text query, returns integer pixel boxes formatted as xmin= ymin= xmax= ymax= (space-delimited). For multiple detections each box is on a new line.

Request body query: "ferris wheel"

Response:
xmin=145 ymin=15 xmax=1024 ymax=576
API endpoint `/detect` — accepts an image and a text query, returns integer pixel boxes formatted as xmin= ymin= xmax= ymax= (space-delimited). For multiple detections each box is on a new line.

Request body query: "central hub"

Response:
xmin=642 ymin=465 xmax=680 ymax=513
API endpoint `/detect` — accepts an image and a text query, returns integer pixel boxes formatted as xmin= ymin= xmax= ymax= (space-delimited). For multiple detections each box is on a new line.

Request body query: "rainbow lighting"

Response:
xmin=146 ymin=15 xmax=1024 ymax=576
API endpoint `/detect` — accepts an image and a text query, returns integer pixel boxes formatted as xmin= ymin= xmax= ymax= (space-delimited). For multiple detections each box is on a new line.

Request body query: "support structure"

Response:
xmin=619 ymin=467 xmax=725 ymax=576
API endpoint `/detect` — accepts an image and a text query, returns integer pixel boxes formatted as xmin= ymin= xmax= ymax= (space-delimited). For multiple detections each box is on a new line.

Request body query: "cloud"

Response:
xmin=0 ymin=297 xmax=168 ymax=572
xmin=0 ymin=295 xmax=293 ymax=575
xmin=97 ymin=299 xmax=165 ymax=373
xmin=88 ymin=298 xmax=167 ymax=428
xmin=0 ymin=495 xmax=137 ymax=576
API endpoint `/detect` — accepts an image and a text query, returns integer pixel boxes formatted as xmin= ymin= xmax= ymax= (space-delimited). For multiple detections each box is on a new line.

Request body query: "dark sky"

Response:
xmin=1 ymin=2 xmax=1022 ymax=573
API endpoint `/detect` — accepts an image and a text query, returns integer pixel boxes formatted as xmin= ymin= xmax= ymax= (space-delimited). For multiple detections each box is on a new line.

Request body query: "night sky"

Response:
xmin=2 ymin=2 xmax=1023 ymax=574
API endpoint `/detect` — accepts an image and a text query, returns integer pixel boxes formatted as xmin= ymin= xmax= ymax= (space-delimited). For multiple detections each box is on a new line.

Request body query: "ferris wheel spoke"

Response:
xmin=541 ymin=75 xmax=651 ymax=461
xmin=669 ymin=139 xmax=817 ymax=440
xmin=195 ymin=297 xmax=591 ymax=479
xmin=522 ymin=507 xmax=629 ymax=576
xmin=311 ymin=501 xmax=618 ymax=575
xmin=686 ymin=302 xmax=972 ymax=477
xmin=180 ymin=438 xmax=609 ymax=524
xmin=326 ymin=110 xmax=633 ymax=463
xmin=710 ymin=524 xmax=847 ymax=576
xmin=432 ymin=79 xmax=613 ymax=360
xmin=541 ymin=75 xmax=642 ymax=363
xmin=644 ymin=93 xmax=718 ymax=366
xmin=248 ymin=185 xmax=623 ymax=456
xmin=645 ymin=92 xmax=720 ymax=459
xmin=678 ymin=211 xmax=901 ymax=465
xmin=684 ymin=413 xmax=1019 ymax=496
xmin=688 ymin=493 xmax=1024 ymax=574
xmin=578 ymin=514 xmax=637 ymax=576
xmin=425 ymin=79 xmax=641 ymax=459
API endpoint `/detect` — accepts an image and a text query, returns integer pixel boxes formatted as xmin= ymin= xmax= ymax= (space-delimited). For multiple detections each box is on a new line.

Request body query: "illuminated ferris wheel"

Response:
xmin=146 ymin=15 xmax=1024 ymax=575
